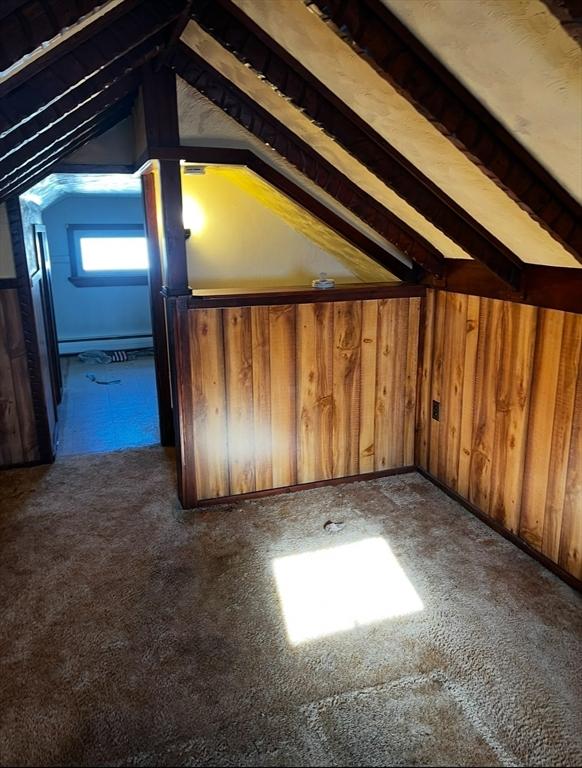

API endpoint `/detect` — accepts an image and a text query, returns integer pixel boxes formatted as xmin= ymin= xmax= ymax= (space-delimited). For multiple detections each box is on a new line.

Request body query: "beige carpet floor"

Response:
xmin=0 ymin=446 xmax=581 ymax=767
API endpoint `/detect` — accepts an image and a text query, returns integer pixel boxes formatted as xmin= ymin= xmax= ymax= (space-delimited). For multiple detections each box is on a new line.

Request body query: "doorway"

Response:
xmin=22 ymin=172 xmax=171 ymax=458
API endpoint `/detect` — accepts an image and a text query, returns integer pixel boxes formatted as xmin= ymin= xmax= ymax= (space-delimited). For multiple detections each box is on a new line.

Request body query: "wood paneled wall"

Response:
xmin=0 ymin=288 xmax=38 ymax=466
xmin=175 ymin=297 xmax=420 ymax=505
xmin=418 ymin=290 xmax=582 ymax=580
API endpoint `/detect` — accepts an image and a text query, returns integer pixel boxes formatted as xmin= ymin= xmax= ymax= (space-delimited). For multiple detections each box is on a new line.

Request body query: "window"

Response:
xmin=67 ymin=224 xmax=148 ymax=286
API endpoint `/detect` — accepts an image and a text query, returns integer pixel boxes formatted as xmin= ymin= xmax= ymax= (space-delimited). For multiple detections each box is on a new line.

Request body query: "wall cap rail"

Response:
xmin=186 ymin=282 xmax=425 ymax=308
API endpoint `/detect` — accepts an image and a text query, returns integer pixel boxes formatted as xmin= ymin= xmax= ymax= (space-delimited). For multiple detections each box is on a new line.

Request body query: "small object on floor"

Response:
xmin=86 ymin=373 xmax=121 ymax=385
xmin=78 ymin=350 xmax=112 ymax=364
xmin=324 ymin=520 xmax=345 ymax=533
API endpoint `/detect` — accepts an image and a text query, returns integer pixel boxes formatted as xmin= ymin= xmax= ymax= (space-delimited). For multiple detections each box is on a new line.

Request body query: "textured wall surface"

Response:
xmin=386 ymin=0 xmax=582 ymax=202
xmin=182 ymin=168 xmax=393 ymax=288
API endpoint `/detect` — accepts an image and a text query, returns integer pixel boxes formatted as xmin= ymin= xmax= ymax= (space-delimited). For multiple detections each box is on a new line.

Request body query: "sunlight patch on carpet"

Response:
xmin=273 ymin=537 xmax=423 ymax=645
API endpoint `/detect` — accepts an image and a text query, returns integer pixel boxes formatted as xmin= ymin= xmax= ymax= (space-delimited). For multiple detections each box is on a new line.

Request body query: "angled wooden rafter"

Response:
xmin=0 ymin=47 xmax=158 ymax=180
xmin=0 ymin=86 xmax=137 ymax=201
xmin=0 ymin=74 xmax=138 ymax=197
xmin=4 ymin=97 xmax=135 ymax=203
xmin=169 ymin=41 xmax=446 ymax=278
xmin=189 ymin=1 xmax=524 ymax=288
xmin=541 ymin=0 xmax=582 ymax=44
xmin=308 ymin=0 xmax=582 ymax=263
xmin=0 ymin=0 xmax=102 ymax=73
xmin=0 ymin=0 xmax=186 ymax=138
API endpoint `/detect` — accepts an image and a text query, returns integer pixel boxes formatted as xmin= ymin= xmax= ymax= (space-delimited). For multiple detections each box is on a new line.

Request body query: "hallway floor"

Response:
xmin=57 ymin=355 xmax=159 ymax=455
xmin=0 ymin=448 xmax=580 ymax=766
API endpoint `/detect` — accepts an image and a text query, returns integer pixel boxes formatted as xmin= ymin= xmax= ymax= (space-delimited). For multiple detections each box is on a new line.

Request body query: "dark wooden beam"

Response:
xmin=169 ymin=42 xmax=445 ymax=278
xmin=309 ymin=0 xmax=582 ymax=262
xmin=187 ymin=282 xmax=425 ymax=309
xmin=0 ymin=75 xmax=139 ymax=198
xmin=0 ymin=0 xmax=186 ymax=140
xmin=0 ymin=0 xmax=187 ymax=99
xmin=541 ymin=0 xmax=582 ymax=44
xmin=1 ymin=98 xmax=135 ymax=202
xmin=424 ymin=260 xmax=582 ymax=315
xmin=190 ymin=2 xmax=524 ymax=288
xmin=142 ymin=62 xmax=181 ymax=150
xmin=153 ymin=145 xmax=415 ymax=282
xmin=0 ymin=0 xmax=100 ymax=71
xmin=141 ymin=65 xmax=189 ymax=295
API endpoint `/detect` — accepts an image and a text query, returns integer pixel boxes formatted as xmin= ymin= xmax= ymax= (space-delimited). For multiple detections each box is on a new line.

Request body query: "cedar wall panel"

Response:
xmin=418 ymin=290 xmax=582 ymax=580
xmin=178 ymin=297 xmax=420 ymax=504
xmin=0 ymin=289 xmax=38 ymax=466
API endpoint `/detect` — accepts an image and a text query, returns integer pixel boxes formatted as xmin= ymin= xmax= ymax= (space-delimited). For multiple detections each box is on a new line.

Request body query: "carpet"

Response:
xmin=0 ymin=446 xmax=580 ymax=766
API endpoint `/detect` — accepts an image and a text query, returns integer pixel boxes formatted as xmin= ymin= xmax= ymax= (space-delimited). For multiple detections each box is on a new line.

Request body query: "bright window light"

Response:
xmin=79 ymin=236 xmax=148 ymax=272
xmin=272 ymin=537 xmax=423 ymax=645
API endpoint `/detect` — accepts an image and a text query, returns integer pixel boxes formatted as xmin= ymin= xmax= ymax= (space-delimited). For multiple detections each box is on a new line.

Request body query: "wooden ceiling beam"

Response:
xmin=309 ymin=0 xmax=582 ymax=263
xmin=0 ymin=0 xmax=101 ymax=71
xmin=170 ymin=41 xmax=446 ymax=279
xmin=541 ymin=0 xmax=582 ymax=44
xmin=1 ymin=98 xmax=135 ymax=203
xmin=0 ymin=36 xmax=164 ymax=168
xmin=191 ymin=1 xmax=524 ymax=288
xmin=0 ymin=70 xmax=139 ymax=185
xmin=0 ymin=78 xmax=138 ymax=200
xmin=0 ymin=0 xmax=186 ymax=137
xmin=425 ymin=260 xmax=582 ymax=315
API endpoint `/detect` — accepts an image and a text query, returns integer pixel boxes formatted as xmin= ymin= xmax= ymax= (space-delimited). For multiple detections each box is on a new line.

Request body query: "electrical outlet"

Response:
xmin=432 ymin=400 xmax=440 ymax=421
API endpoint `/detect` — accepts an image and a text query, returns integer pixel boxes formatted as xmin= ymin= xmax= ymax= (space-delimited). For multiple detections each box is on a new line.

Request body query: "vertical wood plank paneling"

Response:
xmin=418 ymin=290 xmax=582 ymax=582
xmin=332 ymin=301 xmax=362 ymax=478
xmin=251 ymin=306 xmax=273 ymax=491
xmin=542 ymin=313 xmax=582 ymax=561
xmin=440 ymin=293 xmax=467 ymax=490
xmin=359 ymin=300 xmax=378 ymax=474
xmin=186 ymin=297 xmax=418 ymax=501
xmin=469 ymin=298 xmax=499 ymax=512
xmin=489 ymin=302 xmax=537 ymax=533
xmin=416 ymin=289 xmax=435 ymax=470
xmin=0 ymin=290 xmax=39 ymax=466
xmin=297 ymin=302 xmax=334 ymax=483
xmin=520 ymin=309 xmax=565 ymax=549
xmin=457 ymin=295 xmax=480 ymax=499
xmin=223 ymin=307 xmax=256 ymax=495
xmin=404 ymin=298 xmax=421 ymax=466
xmin=0 ymin=293 xmax=23 ymax=465
xmin=559 ymin=361 xmax=582 ymax=579
xmin=375 ymin=299 xmax=396 ymax=470
xmin=189 ymin=308 xmax=229 ymax=500
xmin=375 ymin=299 xmax=410 ymax=470
xmin=428 ymin=291 xmax=446 ymax=476
xmin=269 ymin=304 xmax=297 ymax=488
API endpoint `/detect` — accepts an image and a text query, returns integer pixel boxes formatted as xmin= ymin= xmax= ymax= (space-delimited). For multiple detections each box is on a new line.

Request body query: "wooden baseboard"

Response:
xmin=191 ymin=465 xmax=416 ymax=507
xmin=417 ymin=467 xmax=582 ymax=593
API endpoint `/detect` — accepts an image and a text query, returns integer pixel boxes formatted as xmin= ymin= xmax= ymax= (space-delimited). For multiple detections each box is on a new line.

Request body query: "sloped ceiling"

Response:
xmin=176 ymin=0 xmax=580 ymax=272
xmin=383 ymin=0 xmax=582 ymax=202
xmin=2 ymin=0 xmax=581 ymax=289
